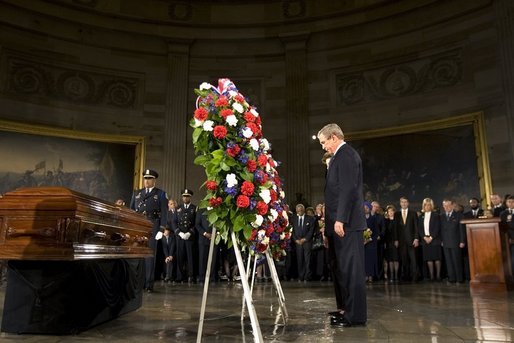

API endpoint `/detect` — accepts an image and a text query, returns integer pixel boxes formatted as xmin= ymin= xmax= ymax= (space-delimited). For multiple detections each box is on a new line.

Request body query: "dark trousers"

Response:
xmin=443 ymin=247 xmax=463 ymax=283
xmin=176 ymin=238 xmax=194 ymax=281
xmin=145 ymin=228 xmax=159 ymax=289
xmin=295 ymin=241 xmax=312 ymax=281
xmin=400 ymin=243 xmax=418 ymax=281
xmin=198 ymin=242 xmax=217 ymax=282
xmin=327 ymin=231 xmax=367 ymax=324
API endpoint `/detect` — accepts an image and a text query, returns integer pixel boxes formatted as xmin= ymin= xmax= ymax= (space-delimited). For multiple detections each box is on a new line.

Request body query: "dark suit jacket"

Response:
xmin=394 ymin=209 xmax=418 ymax=245
xmin=440 ymin=211 xmax=466 ymax=248
xmin=463 ymin=208 xmax=484 ymax=219
xmin=196 ymin=208 xmax=212 ymax=246
xmin=292 ymin=214 xmax=316 ymax=241
xmin=161 ymin=234 xmax=176 ymax=258
xmin=324 ymin=143 xmax=366 ymax=234
xmin=417 ymin=211 xmax=441 ymax=245
xmin=493 ymin=205 xmax=506 ymax=218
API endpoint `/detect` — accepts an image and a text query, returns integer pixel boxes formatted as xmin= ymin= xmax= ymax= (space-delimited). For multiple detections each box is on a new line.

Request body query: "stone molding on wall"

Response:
xmin=335 ymin=49 xmax=463 ymax=106
xmin=0 ymin=49 xmax=143 ymax=109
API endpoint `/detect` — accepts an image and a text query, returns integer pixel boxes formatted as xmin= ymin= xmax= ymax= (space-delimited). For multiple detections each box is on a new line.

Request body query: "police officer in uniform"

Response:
xmin=172 ymin=189 xmax=197 ymax=283
xmin=130 ymin=169 xmax=168 ymax=292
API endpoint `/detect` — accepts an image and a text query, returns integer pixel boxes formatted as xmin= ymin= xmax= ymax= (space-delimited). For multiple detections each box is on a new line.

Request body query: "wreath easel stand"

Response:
xmin=196 ymin=227 xmax=288 ymax=342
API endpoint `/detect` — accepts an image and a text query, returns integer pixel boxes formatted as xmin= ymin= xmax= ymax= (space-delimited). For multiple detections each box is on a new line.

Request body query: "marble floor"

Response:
xmin=1 ymin=279 xmax=514 ymax=342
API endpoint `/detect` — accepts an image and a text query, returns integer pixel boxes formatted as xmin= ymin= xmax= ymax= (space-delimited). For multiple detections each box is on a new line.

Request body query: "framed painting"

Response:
xmin=0 ymin=120 xmax=145 ymax=204
xmin=346 ymin=112 xmax=492 ymax=210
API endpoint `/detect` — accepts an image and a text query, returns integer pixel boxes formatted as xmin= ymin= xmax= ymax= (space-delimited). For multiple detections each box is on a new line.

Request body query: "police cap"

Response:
xmin=181 ymin=188 xmax=193 ymax=197
xmin=143 ymin=169 xmax=158 ymax=179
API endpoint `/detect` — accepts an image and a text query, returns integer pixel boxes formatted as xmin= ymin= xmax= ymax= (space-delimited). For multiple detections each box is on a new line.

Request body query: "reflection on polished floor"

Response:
xmin=1 ymin=280 xmax=513 ymax=342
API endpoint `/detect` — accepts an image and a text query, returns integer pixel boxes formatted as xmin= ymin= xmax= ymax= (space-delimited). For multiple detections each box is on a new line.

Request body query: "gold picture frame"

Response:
xmin=0 ymin=119 xmax=145 ymax=203
xmin=346 ymin=112 xmax=492 ymax=209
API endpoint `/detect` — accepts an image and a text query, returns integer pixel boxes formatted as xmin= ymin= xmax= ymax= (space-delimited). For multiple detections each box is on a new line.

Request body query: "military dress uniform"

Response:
xmin=129 ymin=169 xmax=168 ymax=291
xmin=172 ymin=189 xmax=197 ymax=283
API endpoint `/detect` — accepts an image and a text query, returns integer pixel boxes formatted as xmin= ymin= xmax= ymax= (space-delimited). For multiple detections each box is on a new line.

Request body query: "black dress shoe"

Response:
xmin=331 ymin=316 xmax=366 ymax=327
xmin=327 ymin=310 xmax=344 ymax=316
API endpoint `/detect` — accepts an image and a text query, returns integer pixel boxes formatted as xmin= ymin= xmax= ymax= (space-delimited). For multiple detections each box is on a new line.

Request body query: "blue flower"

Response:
xmin=224 ymin=186 xmax=238 ymax=197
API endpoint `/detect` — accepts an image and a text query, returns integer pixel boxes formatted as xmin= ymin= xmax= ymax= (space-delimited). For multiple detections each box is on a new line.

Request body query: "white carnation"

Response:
xmin=194 ymin=118 xmax=203 ymax=128
xmin=202 ymin=120 xmax=214 ymax=132
xmin=232 ymin=102 xmax=244 ymax=113
xmin=280 ymin=191 xmax=286 ymax=199
xmin=199 ymin=82 xmax=213 ymax=90
xmin=252 ymin=214 xmax=264 ymax=228
xmin=249 ymin=138 xmax=259 ymax=151
xmin=242 ymin=127 xmax=253 ymax=138
xmin=259 ymin=189 xmax=271 ymax=204
xmin=226 ymin=114 xmax=238 ymax=127
xmin=282 ymin=209 xmax=288 ymax=220
xmin=260 ymin=138 xmax=270 ymax=151
xmin=270 ymin=209 xmax=278 ymax=220
xmin=226 ymin=173 xmax=238 ymax=188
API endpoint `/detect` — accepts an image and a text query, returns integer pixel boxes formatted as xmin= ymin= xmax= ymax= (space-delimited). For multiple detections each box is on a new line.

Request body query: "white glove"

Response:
xmin=155 ymin=231 xmax=163 ymax=240
xmin=178 ymin=232 xmax=186 ymax=240
xmin=183 ymin=232 xmax=191 ymax=240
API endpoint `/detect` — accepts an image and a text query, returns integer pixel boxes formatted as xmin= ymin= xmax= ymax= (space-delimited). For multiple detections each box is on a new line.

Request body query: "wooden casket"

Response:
xmin=0 ymin=187 xmax=153 ymax=334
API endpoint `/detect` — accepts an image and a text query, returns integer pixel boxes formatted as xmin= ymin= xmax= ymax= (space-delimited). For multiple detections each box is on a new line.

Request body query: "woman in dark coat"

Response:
xmin=384 ymin=205 xmax=399 ymax=282
xmin=364 ymin=202 xmax=379 ymax=282
xmin=417 ymin=198 xmax=442 ymax=281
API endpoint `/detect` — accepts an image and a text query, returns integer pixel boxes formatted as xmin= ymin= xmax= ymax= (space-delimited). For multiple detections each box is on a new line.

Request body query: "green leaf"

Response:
xmin=194 ymin=154 xmax=211 ymax=166
xmin=241 ymin=171 xmax=254 ymax=182
xmin=208 ymin=211 xmax=219 ymax=224
xmin=192 ymin=127 xmax=203 ymax=144
xmin=233 ymin=215 xmax=245 ymax=231
xmin=243 ymin=226 xmax=252 ymax=240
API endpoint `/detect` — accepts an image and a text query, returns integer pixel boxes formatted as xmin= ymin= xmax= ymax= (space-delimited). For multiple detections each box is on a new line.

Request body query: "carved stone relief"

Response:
xmin=1 ymin=50 xmax=143 ymax=109
xmin=335 ymin=49 xmax=463 ymax=105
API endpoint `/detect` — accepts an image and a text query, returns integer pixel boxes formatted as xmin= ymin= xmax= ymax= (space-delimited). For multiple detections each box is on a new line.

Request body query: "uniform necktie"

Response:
xmin=145 ymin=188 xmax=149 ymax=194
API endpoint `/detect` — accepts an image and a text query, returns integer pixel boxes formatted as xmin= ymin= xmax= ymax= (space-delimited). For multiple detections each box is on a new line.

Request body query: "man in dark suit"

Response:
xmin=440 ymin=199 xmax=466 ymax=284
xmin=130 ymin=169 xmax=168 ymax=292
xmin=490 ymin=194 xmax=506 ymax=217
xmin=292 ymin=204 xmax=316 ymax=282
xmin=162 ymin=227 xmax=176 ymax=282
xmin=394 ymin=197 xmax=419 ymax=282
xmin=317 ymin=123 xmax=367 ymax=327
xmin=196 ymin=208 xmax=217 ymax=283
xmin=499 ymin=195 xmax=514 ymax=274
xmin=463 ymin=197 xmax=484 ymax=219
xmin=462 ymin=197 xmax=483 ymax=280
xmin=172 ymin=189 xmax=197 ymax=283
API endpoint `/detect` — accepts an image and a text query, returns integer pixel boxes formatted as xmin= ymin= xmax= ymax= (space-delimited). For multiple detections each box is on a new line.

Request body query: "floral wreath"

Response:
xmin=190 ymin=78 xmax=291 ymax=259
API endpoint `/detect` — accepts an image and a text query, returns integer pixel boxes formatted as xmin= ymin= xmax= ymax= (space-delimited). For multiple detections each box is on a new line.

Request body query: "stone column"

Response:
xmin=161 ymin=40 xmax=191 ymax=199
xmin=494 ymin=0 xmax=514 ymax=162
xmin=281 ymin=33 xmax=311 ymax=205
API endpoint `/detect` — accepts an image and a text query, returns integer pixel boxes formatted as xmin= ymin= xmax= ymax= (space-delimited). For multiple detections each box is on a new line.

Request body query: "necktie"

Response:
xmin=145 ymin=188 xmax=149 ymax=194
xmin=402 ymin=210 xmax=407 ymax=224
xmin=446 ymin=212 xmax=450 ymax=221
xmin=299 ymin=217 xmax=303 ymax=229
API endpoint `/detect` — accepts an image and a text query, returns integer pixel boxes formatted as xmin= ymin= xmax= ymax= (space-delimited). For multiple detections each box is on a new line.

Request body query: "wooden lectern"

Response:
xmin=462 ymin=217 xmax=513 ymax=291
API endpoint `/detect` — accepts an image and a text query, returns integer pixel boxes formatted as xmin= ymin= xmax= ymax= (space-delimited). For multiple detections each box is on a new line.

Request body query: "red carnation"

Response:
xmin=246 ymin=159 xmax=257 ymax=172
xmin=244 ymin=112 xmax=255 ymax=122
xmin=215 ymin=96 xmax=229 ymax=108
xmin=256 ymin=116 xmax=261 ymax=126
xmin=226 ymin=144 xmax=241 ymax=158
xmin=236 ymin=195 xmax=250 ymax=208
xmin=240 ymin=181 xmax=255 ymax=196
xmin=250 ymin=229 xmax=258 ymax=240
xmin=209 ymin=197 xmax=223 ymax=207
xmin=256 ymin=243 xmax=267 ymax=252
xmin=206 ymin=180 xmax=218 ymax=191
xmin=247 ymin=122 xmax=260 ymax=134
xmin=258 ymin=173 xmax=268 ymax=185
xmin=270 ymin=189 xmax=278 ymax=202
xmin=194 ymin=107 xmax=208 ymax=121
xmin=269 ymin=159 xmax=276 ymax=168
xmin=220 ymin=108 xmax=233 ymax=119
xmin=234 ymin=94 xmax=245 ymax=103
xmin=213 ymin=125 xmax=227 ymax=139
xmin=258 ymin=154 xmax=268 ymax=167
xmin=256 ymin=201 xmax=268 ymax=215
